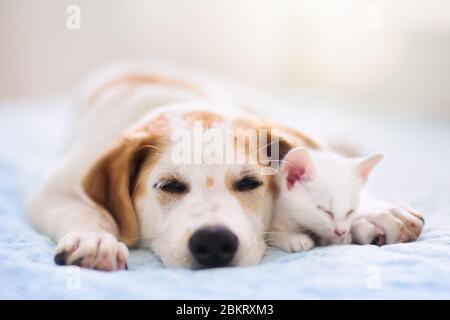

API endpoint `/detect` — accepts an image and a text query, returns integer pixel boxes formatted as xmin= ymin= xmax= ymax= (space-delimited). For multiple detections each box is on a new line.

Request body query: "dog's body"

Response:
xmin=28 ymin=64 xmax=424 ymax=270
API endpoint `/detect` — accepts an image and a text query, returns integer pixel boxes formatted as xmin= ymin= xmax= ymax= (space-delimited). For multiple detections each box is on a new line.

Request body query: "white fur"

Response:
xmin=134 ymin=144 xmax=269 ymax=268
xmin=271 ymin=148 xmax=382 ymax=251
xmin=27 ymin=65 xmax=269 ymax=269
xmin=27 ymin=64 xmax=425 ymax=270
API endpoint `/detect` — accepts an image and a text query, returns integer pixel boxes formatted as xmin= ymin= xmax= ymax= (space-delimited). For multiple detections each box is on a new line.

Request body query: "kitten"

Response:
xmin=271 ymin=147 xmax=383 ymax=252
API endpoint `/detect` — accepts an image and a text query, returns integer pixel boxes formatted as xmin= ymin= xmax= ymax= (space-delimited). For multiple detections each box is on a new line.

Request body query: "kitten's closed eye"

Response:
xmin=347 ymin=209 xmax=354 ymax=217
xmin=317 ymin=205 xmax=334 ymax=219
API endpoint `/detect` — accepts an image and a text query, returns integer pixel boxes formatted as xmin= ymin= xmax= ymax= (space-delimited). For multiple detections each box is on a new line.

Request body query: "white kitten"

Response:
xmin=271 ymin=147 xmax=383 ymax=252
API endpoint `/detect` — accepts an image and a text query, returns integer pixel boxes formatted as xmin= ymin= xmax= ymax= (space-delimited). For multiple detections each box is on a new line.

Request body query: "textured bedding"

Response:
xmin=0 ymin=98 xmax=449 ymax=299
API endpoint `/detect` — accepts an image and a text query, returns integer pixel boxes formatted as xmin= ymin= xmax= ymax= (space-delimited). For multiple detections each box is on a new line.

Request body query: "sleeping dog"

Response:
xmin=28 ymin=64 xmax=424 ymax=270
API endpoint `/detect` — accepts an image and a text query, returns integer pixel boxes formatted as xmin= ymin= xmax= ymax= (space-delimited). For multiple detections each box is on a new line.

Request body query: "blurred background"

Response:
xmin=1 ymin=0 xmax=450 ymax=117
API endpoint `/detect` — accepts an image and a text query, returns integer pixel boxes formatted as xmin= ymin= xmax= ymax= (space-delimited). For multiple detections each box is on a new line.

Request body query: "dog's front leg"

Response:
xmin=351 ymin=193 xmax=424 ymax=245
xmin=28 ymin=194 xmax=129 ymax=271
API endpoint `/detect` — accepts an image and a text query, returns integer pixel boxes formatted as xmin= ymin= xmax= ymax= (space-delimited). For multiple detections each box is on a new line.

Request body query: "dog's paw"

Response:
xmin=351 ymin=218 xmax=386 ymax=245
xmin=54 ymin=232 xmax=129 ymax=271
xmin=352 ymin=203 xmax=424 ymax=245
xmin=273 ymin=233 xmax=315 ymax=252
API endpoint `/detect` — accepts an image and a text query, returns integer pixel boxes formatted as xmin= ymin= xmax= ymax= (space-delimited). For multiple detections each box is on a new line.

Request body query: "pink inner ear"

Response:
xmin=287 ymin=166 xmax=306 ymax=190
xmin=359 ymin=166 xmax=371 ymax=181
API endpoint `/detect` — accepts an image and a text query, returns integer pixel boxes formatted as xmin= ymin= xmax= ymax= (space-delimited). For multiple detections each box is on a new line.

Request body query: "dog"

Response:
xmin=28 ymin=64 xmax=424 ymax=270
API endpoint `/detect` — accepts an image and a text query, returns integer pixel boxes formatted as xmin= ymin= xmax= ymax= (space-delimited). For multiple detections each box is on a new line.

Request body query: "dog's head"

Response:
xmin=80 ymin=107 xmax=291 ymax=268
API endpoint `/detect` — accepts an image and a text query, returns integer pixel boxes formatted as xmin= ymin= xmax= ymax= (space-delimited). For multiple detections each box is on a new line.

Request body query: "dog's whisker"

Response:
xmin=139 ymin=144 xmax=165 ymax=154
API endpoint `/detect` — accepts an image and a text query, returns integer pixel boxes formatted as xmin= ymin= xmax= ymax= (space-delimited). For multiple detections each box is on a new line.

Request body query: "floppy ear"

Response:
xmin=81 ymin=132 xmax=164 ymax=246
xmin=281 ymin=147 xmax=316 ymax=189
xmin=257 ymin=123 xmax=321 ymax=172
xmin=356 ymin=153 xmax=383 ymax=182
xmin=258 ymin=133 xmax=293 ymax=175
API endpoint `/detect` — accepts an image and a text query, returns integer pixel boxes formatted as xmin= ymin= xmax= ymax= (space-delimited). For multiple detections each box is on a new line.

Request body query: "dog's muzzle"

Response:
xmin=188 ymin=226 xmax=238 ymax=268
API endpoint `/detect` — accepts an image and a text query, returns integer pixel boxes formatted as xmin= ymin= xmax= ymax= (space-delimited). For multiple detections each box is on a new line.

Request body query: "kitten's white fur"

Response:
xmin=271 ymin=147 xmax=383 ymax=252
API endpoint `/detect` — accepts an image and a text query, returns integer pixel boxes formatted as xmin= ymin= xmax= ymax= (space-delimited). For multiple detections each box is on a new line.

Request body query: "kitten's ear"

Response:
xmin=281 ymin=147 xmax=315 ymax=189
xmin=356 ymin=153 xmax=383 ymax=182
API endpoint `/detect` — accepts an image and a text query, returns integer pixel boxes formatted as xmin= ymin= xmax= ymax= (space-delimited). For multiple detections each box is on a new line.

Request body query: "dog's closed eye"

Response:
xmin=234 ymin=176 xmax=263 ymax=192
xmin=155 ymin=179 xmax=189 ymax=194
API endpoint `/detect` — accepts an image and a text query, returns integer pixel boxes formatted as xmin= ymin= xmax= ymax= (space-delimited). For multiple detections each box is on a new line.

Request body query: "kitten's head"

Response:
xmin=277 ymin=147 xmax=383 ymax=242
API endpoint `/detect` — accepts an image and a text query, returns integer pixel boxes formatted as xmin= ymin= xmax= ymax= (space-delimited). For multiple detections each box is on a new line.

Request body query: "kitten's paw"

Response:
xmin=352 ymin=203 xmax=424 ymax=245
xmin=54 ymin=232 xmax=129 ymax=271
xmin=274 ymin=233 xmax=315 ymax=252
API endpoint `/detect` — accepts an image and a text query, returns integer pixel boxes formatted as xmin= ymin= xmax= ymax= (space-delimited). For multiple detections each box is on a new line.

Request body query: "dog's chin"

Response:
xmin=233 ymin=243 xmax=266 ymax=267
xmin=159 ymin=252 xmax=261 ymax=269
xmin=189 ymin=257 xmax=262 ymax=270
xmin=158 ymin=255 xmax=194 ymax=269
xmin=160 ymin=256 xmax=235 ymax=269
xmin=191 ymin=262 xmax=236 ymax=270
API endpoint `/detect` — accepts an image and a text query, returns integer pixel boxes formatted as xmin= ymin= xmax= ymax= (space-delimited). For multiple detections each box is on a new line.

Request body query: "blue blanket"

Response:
xmin=1 ymin=100 xmax=449 ymax=299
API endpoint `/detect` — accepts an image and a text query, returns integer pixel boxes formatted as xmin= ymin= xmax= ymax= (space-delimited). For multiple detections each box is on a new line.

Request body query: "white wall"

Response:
xmin=1 ymin=0 xmax=450 ymax=116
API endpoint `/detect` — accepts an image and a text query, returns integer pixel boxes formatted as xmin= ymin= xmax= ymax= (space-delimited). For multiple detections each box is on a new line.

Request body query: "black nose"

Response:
xmin=189 ymin=226 xmax=238 ymax=268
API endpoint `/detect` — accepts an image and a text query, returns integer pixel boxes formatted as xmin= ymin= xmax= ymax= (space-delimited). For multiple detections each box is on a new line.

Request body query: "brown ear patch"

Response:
xmin=81 ymin=132 xmax=166 ymax=246
xmin=265 ymin=122 xmax=323 ymax=150
xmin=255 ymin=123 xmax=323 ymax=172
xmin=231 ymin=116 xmax=321 ymax=167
